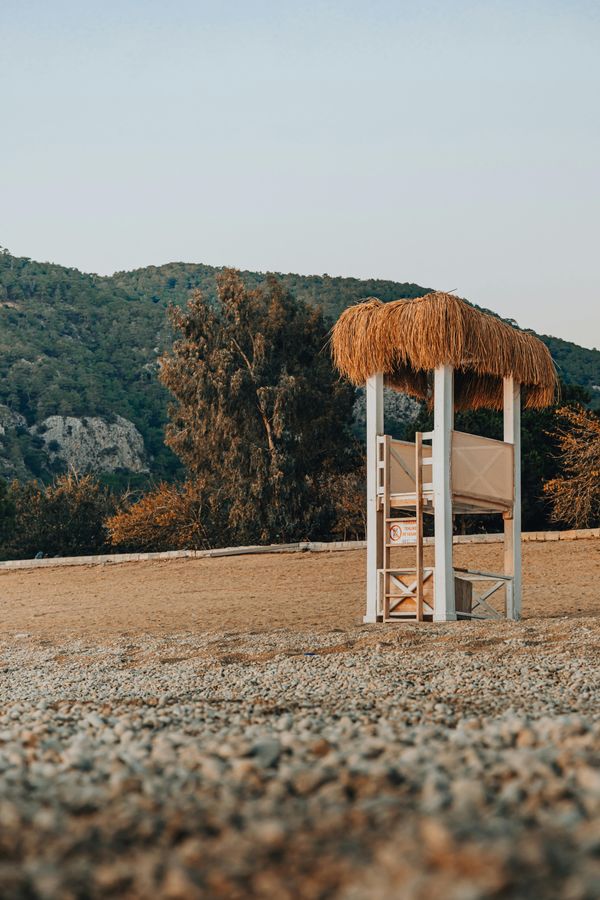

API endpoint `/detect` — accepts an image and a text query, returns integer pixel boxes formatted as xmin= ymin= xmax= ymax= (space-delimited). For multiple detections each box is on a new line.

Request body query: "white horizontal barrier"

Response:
xmin=0 ymin=528 xmax=598 ymax=572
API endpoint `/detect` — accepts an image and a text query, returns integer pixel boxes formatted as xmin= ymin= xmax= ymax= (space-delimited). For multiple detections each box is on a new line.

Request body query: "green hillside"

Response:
xmin=1 ymin=248 xmax=599 ymax=482
xmin=110 ymin=261 xmax=430 ymax=322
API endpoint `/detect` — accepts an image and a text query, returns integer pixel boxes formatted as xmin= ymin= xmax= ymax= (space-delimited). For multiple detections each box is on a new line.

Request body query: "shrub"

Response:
xmin=6 ymin=473 xmax=115 ymax=558
xmin=106 ymin=479 xmax=223 ymax=551
xmin=544 ymin=406 xmax=600 ymax=528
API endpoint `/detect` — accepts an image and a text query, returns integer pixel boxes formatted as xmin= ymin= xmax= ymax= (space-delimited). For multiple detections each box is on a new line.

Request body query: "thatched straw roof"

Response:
xmin=330 ymin=292 xmax=557 ymax=410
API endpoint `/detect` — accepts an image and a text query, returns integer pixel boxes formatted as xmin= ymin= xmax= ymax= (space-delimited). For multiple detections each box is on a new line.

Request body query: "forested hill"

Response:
xmin=1 ymin=249 xmax=599 ymax=482
xmin=110 ymin=262 xmax=430 ymax=322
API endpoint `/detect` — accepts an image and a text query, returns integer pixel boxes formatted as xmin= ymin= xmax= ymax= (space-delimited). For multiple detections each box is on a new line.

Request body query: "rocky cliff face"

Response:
xmin=0 ymin=405 xmax=29 ymax=479
xmin=352 ymin=388 xmax=420 ymax=437
xmin=0 ymin=409 xmax=149 ymax=481
xmin=35 ymin=416 xmax=148 ymax=475
xmin=0 ymin=405 xmax=26 ymax=435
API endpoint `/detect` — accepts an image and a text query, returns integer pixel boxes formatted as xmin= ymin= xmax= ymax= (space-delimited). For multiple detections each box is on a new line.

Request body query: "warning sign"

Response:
xmin=389 ymin=519 xmax=417 ymax=546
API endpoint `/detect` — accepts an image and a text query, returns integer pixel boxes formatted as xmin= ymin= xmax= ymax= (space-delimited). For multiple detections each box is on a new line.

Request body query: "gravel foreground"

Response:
xmin=1 ymin=618 xmax=600 ymax=900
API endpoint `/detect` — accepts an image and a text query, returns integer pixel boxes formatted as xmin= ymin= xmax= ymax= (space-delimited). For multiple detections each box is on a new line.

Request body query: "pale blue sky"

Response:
xmin=1 ymin=1 xmax=599 ymax=347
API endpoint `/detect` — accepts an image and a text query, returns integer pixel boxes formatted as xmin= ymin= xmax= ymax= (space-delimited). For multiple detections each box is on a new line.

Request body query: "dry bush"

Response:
xmin=6 ymin=472 xmax=114 ymax=558
xmin=544 ymin=406 xmax=600 ymax=528
xmin=106 ymin=480 xmax=222 ymax=551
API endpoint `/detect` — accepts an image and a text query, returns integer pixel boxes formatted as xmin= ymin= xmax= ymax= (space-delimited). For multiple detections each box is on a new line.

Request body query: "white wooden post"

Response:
xmin=365 ymin=373 xmax=384 ymax=623
xmin=503 ymin=377 xmax=522 ymax=620
xmin=433 ymin=365 xmax=456 ymax=621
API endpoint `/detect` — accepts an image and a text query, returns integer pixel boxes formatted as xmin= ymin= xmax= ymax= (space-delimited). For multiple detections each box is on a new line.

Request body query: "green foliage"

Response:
xmin=544 ymin=337 xmax=600 ymax=409
xmin=111 ymin=261 xmax=431 ymax=323
xmin=0 ymin=478 xmax=15 ymax=545
xmin=0 ymin=251 xmax=181 ymax=482
xmin=159 ymin=270 xmax=359 ymax=544
xmin=3 ymin=249 xmax=598 ymax=484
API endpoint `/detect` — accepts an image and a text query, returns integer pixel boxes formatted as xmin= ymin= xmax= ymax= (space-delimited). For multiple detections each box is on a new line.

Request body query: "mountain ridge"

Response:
xmin=1 ymin=249 xmax=598 ymax=484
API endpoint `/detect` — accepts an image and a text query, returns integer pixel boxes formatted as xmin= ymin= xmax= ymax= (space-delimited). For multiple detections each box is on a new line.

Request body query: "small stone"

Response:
xmin=310 ymin=738 xmax=332 ymax=758
xmin=254 ymin=819 xmax=286 ymax=848
xmin=162 ymin=866 xmax=202 ymax=899
xmin=230 ymin=758 xmax=257 ymax=780
xmin=250 ymin=738 xmax=281 ymax=768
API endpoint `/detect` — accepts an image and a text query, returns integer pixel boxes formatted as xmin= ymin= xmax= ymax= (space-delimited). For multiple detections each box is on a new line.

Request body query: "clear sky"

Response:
xmin=2 ymin=1 xmax=599 ymax=348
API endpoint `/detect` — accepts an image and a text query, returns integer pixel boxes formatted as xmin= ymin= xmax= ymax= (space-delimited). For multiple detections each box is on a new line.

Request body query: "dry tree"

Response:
xmin=544 ymin=406 xmax=600 ymax=528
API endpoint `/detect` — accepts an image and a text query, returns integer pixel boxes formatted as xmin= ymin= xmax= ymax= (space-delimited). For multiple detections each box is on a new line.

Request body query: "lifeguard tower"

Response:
xmin=331 ymin=292 xmax=557 ymax=623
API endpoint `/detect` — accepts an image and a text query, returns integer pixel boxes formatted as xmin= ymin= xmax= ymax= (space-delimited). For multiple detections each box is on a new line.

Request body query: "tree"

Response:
xmin=0 ymin=477 xmax=15 ymax=548
xmin=2 ymin=248 xmax=599 ymax=484
xmin=544 ymin=406 xmax=600 ymax=528
xmin=158 ymin=270 xmax=358 ymax=545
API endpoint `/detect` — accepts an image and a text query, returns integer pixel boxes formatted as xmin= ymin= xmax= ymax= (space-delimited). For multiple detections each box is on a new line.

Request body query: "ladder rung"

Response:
xmin=385 ymin=540 xmax=420 ymax=545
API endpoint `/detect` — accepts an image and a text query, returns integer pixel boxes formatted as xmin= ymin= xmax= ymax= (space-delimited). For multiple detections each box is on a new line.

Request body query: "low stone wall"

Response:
xmin=0 ymin=542 xmax=362 ymax=571
xmin=0 ymin=528 xmax=598 ymax=572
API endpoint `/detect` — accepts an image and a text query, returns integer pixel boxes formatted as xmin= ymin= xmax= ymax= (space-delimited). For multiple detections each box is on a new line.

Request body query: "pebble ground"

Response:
xmin=1 ymin=616 xmax=600 ymax=899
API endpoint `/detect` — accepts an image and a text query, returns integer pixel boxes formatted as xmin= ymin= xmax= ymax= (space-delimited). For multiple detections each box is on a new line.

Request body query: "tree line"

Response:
xmin=0 ymin=271 xmax=598 ymax=560
xmin=2 ymin=246 xmax=599 ymax=489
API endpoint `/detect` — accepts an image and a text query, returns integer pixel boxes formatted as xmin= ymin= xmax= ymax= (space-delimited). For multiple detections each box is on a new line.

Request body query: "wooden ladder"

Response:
xmin=379 ymin=433 xmax=425 ymax=621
